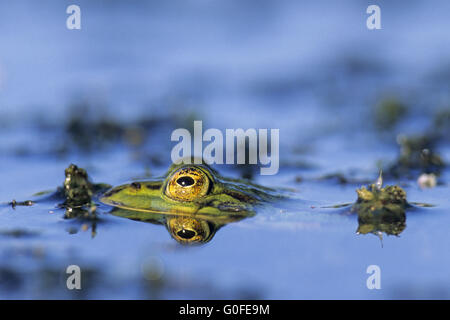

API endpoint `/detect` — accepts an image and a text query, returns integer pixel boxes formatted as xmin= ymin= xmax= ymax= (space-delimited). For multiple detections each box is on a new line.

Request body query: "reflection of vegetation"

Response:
xmin=356 ymin=208 xmax=405 ymax=236
xmin=434 ymin=108 xmax=450 ymax=139
xmin=388 ymin=134 xmax=445 ymax=177
xmin=351 ymin=173 xmax=408 ymax=237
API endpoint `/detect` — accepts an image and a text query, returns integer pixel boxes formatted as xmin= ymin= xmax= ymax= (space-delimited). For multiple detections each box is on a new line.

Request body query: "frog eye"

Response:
xmin=165 ymin=167 xmax=210 ymax=201
xmin=176 ymin=176 xmax=195 ymax=187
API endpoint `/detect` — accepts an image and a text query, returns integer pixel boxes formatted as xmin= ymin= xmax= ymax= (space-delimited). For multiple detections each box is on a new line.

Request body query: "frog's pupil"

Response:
xmin=177 ymin=229 xmax=196 ymax=239
xmin=176 ymin=176 xmax=195 ymax=187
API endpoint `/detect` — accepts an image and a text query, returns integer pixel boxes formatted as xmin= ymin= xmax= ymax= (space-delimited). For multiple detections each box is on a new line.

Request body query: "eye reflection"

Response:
xmin=176 ymin=229 xmax=197 ymax=239
xmin=166 ymin=216 xmax=212 ymax=244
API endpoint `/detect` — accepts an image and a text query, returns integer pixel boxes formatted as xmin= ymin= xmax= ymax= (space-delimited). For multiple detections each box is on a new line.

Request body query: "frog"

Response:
xmin=100 ymin=162 xmax=281 ymax=215
xmin=99 ymin=162 xmax=284 ymax=244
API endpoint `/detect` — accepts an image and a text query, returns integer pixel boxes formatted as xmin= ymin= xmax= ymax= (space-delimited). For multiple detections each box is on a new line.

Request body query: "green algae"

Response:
xmin=351 ymin=173 xmax=408 ymax=237
xmin=375 ymin=97 xmax=407 ymax=130
xmin=63 ymin=164 xmax=94 ymax=208
xmin=8 ymin=200 xmax=34 ymax=209
xmin=59 ymin=164 xmax=110 ymax=220
xmin=388 ymin=134 xmax=445 ymax=177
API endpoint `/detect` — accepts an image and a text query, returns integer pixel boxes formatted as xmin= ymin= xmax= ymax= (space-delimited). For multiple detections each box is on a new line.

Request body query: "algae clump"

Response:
xmin=375 ymin=97 xmax=407 ymax=130
xmin=60 ymin=164 xmax=110 ymax=220
xmin=352 ymin=173 xmax=407 ymax=237
xmin=389 ymin=134 xmax=445 ymax=177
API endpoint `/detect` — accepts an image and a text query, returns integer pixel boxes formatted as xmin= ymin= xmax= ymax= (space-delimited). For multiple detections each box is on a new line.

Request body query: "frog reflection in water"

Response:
xmin=108 ymin=208 xmax=244 ymax=244
xmin=100 ymin=162 xmax=282 ymax=244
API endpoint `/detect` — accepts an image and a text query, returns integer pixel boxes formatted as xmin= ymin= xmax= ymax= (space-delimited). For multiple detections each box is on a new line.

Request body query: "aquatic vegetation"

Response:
xmin=63 ymin=164 xmax=95 ymax=208
xmin=61 ymin=102 xmax=174 ymax=154
xmin=8 ymin=199 xmax=34 ymax=209
xmin=388 ymin=134 xmax=445 ymax=177
xmin=351 ymin=173 xmax=408 ymax=237
xmin=433 ymin=108 xmax=450 ymax=139
xmin=58 ymin=164 xmax=110 ymax=220
xmin=65 ymin=105 xmax=124 ymax=152
xmin=374 ymin=97 xmax=407 ymax=130
xmin=315 ymin=172 xmax=372 ymax=185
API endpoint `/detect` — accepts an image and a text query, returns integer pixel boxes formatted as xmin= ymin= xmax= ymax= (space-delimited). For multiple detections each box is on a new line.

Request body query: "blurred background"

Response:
xmin=0 ymin=0 xmax=449 ymax=299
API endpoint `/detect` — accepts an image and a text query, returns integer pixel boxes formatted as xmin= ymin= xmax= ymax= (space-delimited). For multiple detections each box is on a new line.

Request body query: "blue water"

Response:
xmin=0 ymin=0 xmax=449 ymax=299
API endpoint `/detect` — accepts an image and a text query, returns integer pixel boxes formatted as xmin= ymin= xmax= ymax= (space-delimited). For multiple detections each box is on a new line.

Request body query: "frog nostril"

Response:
xmin=176 ymin=176 xmax=195 ymax=187
xmin=177 ymin=229 xmax=196 ymax=239
xmin=130 ymin=182 xmax=141 ymax=190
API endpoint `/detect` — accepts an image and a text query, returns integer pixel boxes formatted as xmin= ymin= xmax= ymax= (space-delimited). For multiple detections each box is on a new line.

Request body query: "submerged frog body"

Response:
xmin=100 ymin=162 xmax=280 ymax=216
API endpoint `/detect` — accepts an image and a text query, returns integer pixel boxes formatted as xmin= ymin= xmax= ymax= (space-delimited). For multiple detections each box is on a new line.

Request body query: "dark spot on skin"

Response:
xmin=145 ymin=183 xmax=161 ymax=190
xmin=130 ymin=182 xmax=141 ymax=190
xmin=224 ymin=189 xmax=256 ymax=203
xmin=103 ymin=185 xmax=126 ymax=197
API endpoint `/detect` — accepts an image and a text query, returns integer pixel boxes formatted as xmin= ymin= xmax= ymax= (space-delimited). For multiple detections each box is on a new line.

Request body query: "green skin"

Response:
xmin=100 ymin=163 xmax=280 ymax=217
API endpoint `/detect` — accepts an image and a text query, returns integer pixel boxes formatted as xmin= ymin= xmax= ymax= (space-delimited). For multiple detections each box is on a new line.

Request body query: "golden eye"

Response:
xmin=166 ymin=217 xmax=212 ymax=244
xmin=177 ymin=229 xmax=197 ymax=239
xmin=165 ymin=167 xmax=210 ymax=201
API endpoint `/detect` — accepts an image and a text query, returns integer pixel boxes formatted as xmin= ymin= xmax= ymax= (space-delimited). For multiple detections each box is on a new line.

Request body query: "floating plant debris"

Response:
xmin=374 ymin=97 xmax=408 ymax=130
xmin=388 ymin=134 xmax=445 ymax=177
xmin=352 ymin=173 xmax=408 ymax=237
